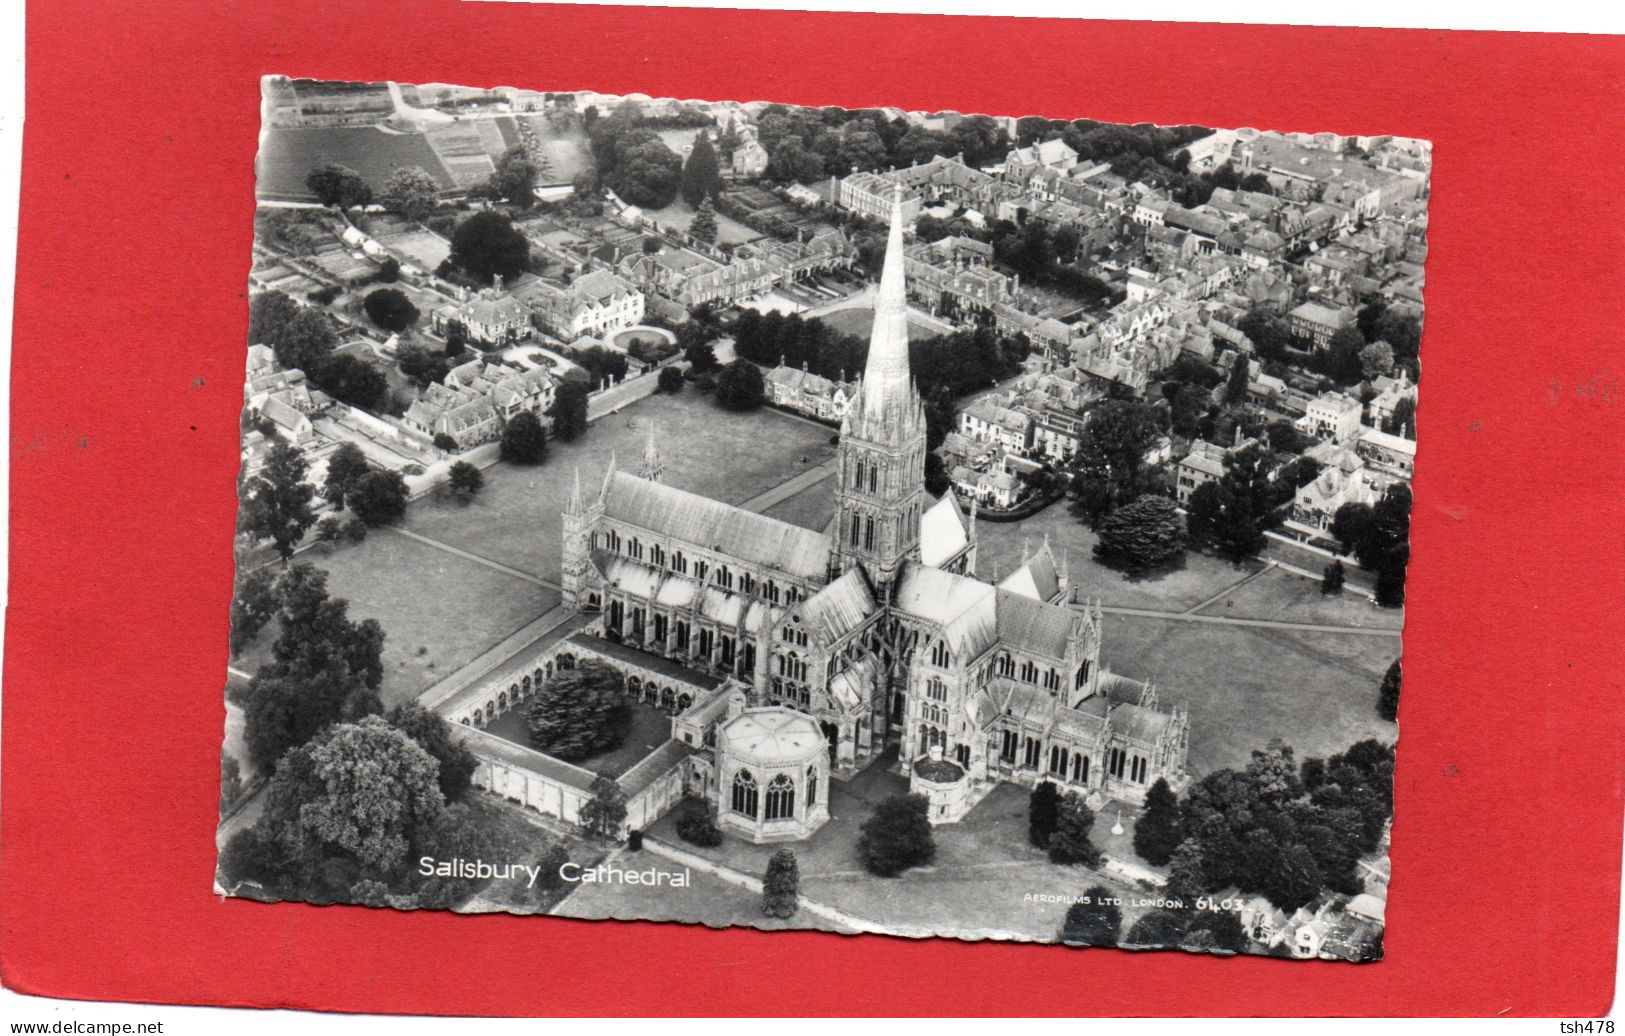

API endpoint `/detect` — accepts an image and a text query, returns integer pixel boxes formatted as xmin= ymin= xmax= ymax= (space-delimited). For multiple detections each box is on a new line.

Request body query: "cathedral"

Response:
xmin=561 ymin=188 xmax=1189 ymax=841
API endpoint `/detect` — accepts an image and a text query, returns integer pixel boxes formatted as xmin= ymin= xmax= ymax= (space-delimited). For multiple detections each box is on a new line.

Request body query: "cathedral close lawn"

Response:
xmin=397 ymin=390 xmax=838 ymax=580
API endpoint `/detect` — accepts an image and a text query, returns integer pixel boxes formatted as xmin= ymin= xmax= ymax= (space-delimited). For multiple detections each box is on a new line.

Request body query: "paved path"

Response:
xmin=1182 ymin=562 xmax=1276 ymax=615
xmin=738 ymin=460 xmax=838 ymax=515
xmin=1087 ymin=602 xmax=1402 ymax=638
xmin=419 ymin=606 xmax=583 ymax=713
xmin=381 ymin=525 xmax=560 ymax=589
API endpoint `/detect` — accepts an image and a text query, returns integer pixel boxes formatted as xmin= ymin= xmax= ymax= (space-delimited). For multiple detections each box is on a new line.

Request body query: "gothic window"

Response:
xmin=806 ymin=765 xmax=818 ymax=807
xmin=955 ymin=743 xmax=971 ymax=768
xmin=1020 ymin=660 xmax=1038 ymax=683
xmin=715 ymin=566 xmax=733 ymax=590
xmin=766 ymin=581 xmax=780 ymax=605
xmin=997 ymin=654 xmax=1016 ymax=679
xmin=927 ymin=677 xmax=947 ymax=702
xmin=1000 ymin=729 xmax=1018 ymax=763
xmin=1044 ymin=669 xmax=1060 ymax=692
xmin=720 ymin=637 xmax=736 ymax=667
xmin=1023 ymin=736 xmax=1041 ymax=769
xmin=698 ymin=629 xmax=713 ymax=656
xmin=1075 ymin=660 xmax=1091 ymax=689
xmin=849 ymin=513 xmax=861 ymax=546
xmin=1109 ymin=747 xmax=1126 ymax=779
xmin=731 ymin=769 xmax=759 ymax=818
xmin=1131 ymin=756 xmax=1148 ymax=784
xmin=765 ymin=774 xmax=796 ymax=821
xmin=653 ymin=615 xmax=667 ymax=642
xmin=650 ymin=545 xmax=665 ymax=568
xmin=864 ymin=517 xmax=875 ymax=550
xmin=741 ymin=572 xmax=756 ymax=595
xmin=674 ymin=551 xmax=687 ymax=575
xmin=695 ymin=560 xmax=709 ymax=582
xmin=743 ymin=644 xmax=756 ymax=673
xmin=1072 ymin=753 xmax=1088 ymax=784
xmin=930 ymin=640 xmax=950 ymax=668
xmin=674 ymin=622 xmax=689 ymax=649
xmin=868 ymin=462 xmax=879 ymax=492
xmin=1050 ymin=745 xmax=1069 ymax=776
xmin=629 ymin=537 xmax=643 ymax=560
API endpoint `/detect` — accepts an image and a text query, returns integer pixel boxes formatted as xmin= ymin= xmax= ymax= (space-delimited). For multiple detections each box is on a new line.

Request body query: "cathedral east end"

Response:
xmin=561 ymin=188 xmax=1190 ymax=843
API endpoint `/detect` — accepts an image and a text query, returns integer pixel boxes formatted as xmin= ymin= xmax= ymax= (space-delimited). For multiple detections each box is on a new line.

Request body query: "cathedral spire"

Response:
xmin=567 ymin=466 xmax=584 ymax=516
xmin=858 ymin=184 xmax=913 ymax=414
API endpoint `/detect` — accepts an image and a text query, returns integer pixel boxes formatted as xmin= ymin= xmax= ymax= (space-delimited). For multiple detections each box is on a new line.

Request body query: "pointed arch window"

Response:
xmin=930 ymin=640 xmax=950 ymax=668
xmin=806 ymin=765 xmax=819 ymax=807
xmin=765 ymin=774 xmax=796 ymax=821
xmin=864 ymin=516 xmax=875 ymax=550
xmin=731 ymin=769 xmax=759 ymax=818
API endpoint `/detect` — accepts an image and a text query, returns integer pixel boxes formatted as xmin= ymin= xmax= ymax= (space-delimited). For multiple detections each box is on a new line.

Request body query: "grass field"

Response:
xmin=761 ymin=472 xmax=836 ymax=531
xmin=257 ymin=126 xmax=455 ymax=199
xmin=1197 ymin=565 xmax=1403 ymax=631
xmin=397 ymin=391 xmax=837 ymax=579
xmin=520 ymin=116 xmax=594 ymax=184
xmin=554 ymin=852 xmax=828 ymax=931
xmin=1099 ymin=614 xmax=1398 ymax=775
xmin=818 ymin=306 xmax=944 ymax=341
xmin=647 ymin=196 xmax=762 ymax=246
xmin=232 ymin=531 xmax=559 ymax=708
xmin=638 ymin=763 xmax=1147 ymax=943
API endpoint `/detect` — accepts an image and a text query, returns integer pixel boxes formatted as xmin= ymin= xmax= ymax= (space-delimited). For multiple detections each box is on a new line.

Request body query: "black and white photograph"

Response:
xmin=218 ymin=76 xmax=1426 ymax=962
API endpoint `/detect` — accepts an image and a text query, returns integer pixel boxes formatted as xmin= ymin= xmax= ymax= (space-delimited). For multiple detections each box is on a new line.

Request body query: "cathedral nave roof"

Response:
xmin=601 ymin=471 xmax=831 ymax=581
xmin=918 ymin=492 xmax=971 ymax=568
xmin=798 ymin=568 xmax=879 ymax=643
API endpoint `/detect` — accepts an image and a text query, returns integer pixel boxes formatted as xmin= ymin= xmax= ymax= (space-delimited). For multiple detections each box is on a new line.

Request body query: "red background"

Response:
xmin=3 ymin=0 xmax=1622 ymax=1017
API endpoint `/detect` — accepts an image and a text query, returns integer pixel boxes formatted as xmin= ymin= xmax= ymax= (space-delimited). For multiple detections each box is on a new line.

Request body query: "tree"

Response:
xmin=578 ymin=776 xmax=628 ymax=841
xmin=294 ymin=716 xmax=446 ymax=873
xmin=1182 ymin=910 xmax=1247 ymax=954
xmin=1058 ymin=887 xmax=1123 ymax=947
xmin=1133 ymin=778 xmax=1183 ymax=866
xmin=220 ymin=754 xmax=243 ymax=813
xmin=1356 ymin=485 xmax=1411 ymax=607
xmin=1224 ymin=352 xmax=1251 ymax=405
xmin=250 ymin=299 xmax=337 ymax=373
xmin=715 ymin=359 xmax=766 ymax=411
xmin=1123 ymin=909 xmax=1189 ymax=950
xmin=241 ymin=442 xmax=316 ymax=559
xmin=1094 ymin=495 xmax=1186 ymax=574
xmin=1385 ymin=395 xmax=1417 ymax=439
xmin=398 ymin=342 xmax=452 ymax=388
xmin=1330 ymin=502 xmax=1373 ymax=556
xmin=249 ymin=291 xmax=301 ymax=349
xmin=1028 ymin=780 xmax=1061 ymax=849
xmin=448 ymin=211 xmax=530 ymax=285
xmin=243 ymin=564 xmax=386 ymax=770
xmin=229 ymin=566 xmax=282 ymax=656
xmin=857 ymin=793 xmax=936 ymax=877
xmin=447 ymin=460 xmax=484 ymax=503
xmin=1378 ymin=659 xmax=1401 ymax=722
xmin=606 ymin=135 xmax=684 ymax=209
xmin=347 ymin=469 xmax=409 ymax=527
xmin=1047 ymin=793 xmax=1101 ymax=866
xmin=762 ymin=848 xmax=800 ymax=918
xmin=550 ymin=379 xmax=590 ymax=441
xmin=1068 ymin=400 xmax=1165 ymax=528
xmin=312 ymin=353 xmax=388 ymax=411
xmin=688 ymin=200 xmax=719 ymax=245
xmin=431 ymin=433 xmax=458 ymax=453
xmin=380 ymin=166 xmax=440 ymax=221
xmin=657 ymin=366 xmax=684 ymax=393
xmin=499 ymin=411 xmax=548 ymax=465
xmin=527 ymin=660 xmax=631 ymax=761
xmin=684 ymin=339 xmax=718 ymax=374
xmin=323 ymin=442 xmax=371 ymax=509
xmin=1359 ymin=341 xmax=1395 ymax=381
xmin=1185 ymin=445 xmax=1272 ymax=562
xmin=676 ymin=801 xmax=723 ymax=847
xmin=681 ymin=133 xmax=723 ymax=207
xmin=363 ymin=288 xmax=419 ymax=332
xmin=480 ymin=146 xmax=539 ymax=208
xmin=1325 ymin=324 xmax=1367 ymax=385
xmin=1321 ymin=560 xmax=1346 ymax=595
xmin=306 ymin=164 xmax=371 ymax=209
xmin=387 ymin=702 xmax=477 ymax=802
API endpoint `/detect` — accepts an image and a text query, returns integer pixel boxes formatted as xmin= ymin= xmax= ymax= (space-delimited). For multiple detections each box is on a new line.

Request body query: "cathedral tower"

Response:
xmin=832 ymin=186 xmax=929 ymax=594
